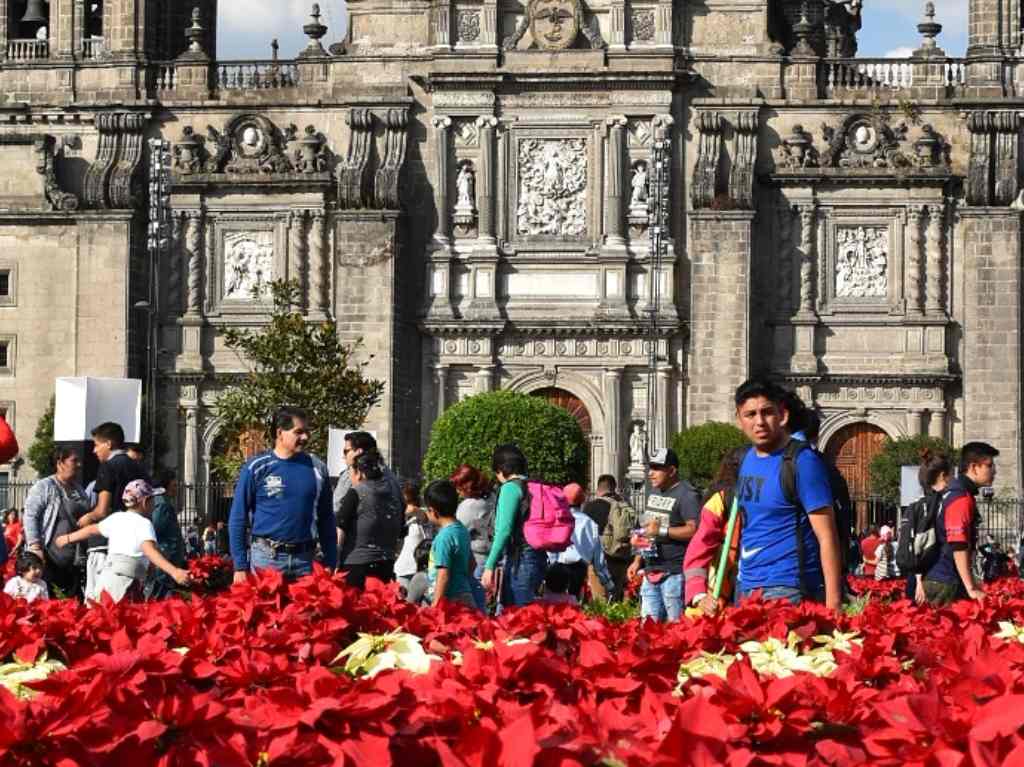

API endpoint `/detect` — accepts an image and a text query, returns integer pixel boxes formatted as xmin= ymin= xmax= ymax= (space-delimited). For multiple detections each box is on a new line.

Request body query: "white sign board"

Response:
xmin=899 ymin=465 xmax=923 ymax=508
xmin=327 ymin=428 xmax=377 ymax=477
xmin=54 ymin=377 xmax=142 ymax=443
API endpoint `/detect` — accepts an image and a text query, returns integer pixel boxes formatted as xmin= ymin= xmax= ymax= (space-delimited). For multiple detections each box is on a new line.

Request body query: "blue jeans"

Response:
xmin=251 ymin=542 xmax=314 ymax=579
xmin=737 ymin=585 xmax=825 ymax=605
xmin=501 ymin=547 xmax=548 ymax=608
xmin=640 ymin=573 xmax=684 ymax=622
xmin=471 ymin=562 xmax=488 ymax=612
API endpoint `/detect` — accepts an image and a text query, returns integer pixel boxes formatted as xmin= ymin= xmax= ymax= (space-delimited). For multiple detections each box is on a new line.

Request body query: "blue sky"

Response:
xmin=217 ymin=1 xmax=967 ymax=60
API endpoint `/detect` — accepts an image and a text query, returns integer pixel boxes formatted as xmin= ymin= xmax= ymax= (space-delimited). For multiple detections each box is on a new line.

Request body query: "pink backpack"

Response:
xmin=521 ymin=480 xmax=575 ymax=552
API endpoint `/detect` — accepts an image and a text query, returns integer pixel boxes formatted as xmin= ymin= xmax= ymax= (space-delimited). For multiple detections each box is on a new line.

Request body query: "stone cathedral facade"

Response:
xmin=0 ymin=0 xmax=1023 ymax=512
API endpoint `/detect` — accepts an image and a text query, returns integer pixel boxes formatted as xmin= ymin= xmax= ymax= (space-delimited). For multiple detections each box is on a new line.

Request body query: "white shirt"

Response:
xmin=98 ymin=511 xmax=157 ymax=558
xmin=4 ymin=576 xmax=49 ymax=603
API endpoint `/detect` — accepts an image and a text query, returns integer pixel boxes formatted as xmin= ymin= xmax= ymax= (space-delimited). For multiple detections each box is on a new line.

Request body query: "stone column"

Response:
xmin=167 ymin=211 xmax=184 ymax=317
xmin=797 ymin=203 xmax=817 ymax=316
xmin=908 ymin=408 xmax=924 ymax=436
xmin=655 ymin=365 xmax=672 ymax=450
xmin=309 ymin=210 xmax=329 ymax=318
xmin=0 ymin=0 xmax=8 ymax=61
xmin=184 ymin=211 xmax=203 ymax=317
xmin=432 ymin=116 xmax=453 ymax=247
xmin=476 ymin=116 xmax=498 ymax=247
xmin=603 ymin=368 xmax=623 ymax=479
xmin=72 ymin=0 xmax=85 ymax=58
xmin=605 ymin=115 xmax=627 ymax=248
xmin=776 ymin=202 xmax=794 ymax=314
xmin=928 ymin=409 xmax=946 ymax=439
xmin=480 ymin=0 xmax=498 ymax=48
xmin=181 ymin=388 xmax=200 ymax=520
xmin=475 ymin=365 xmax=494 ymax=394
xmin=288 ymin=211 xmax=308 ymax=312
xmin=655 ymin=0 xmax=672 ymax=47
xmin=906 ymin=204 xmax=925 ymax=314
xmin=434 ymin=364 xmax=450 ymax=418
xmin=925 ymin=203 xmax=945 ymax=316
xmin=608 ymin=0 xmax=626 ymax=50
xmin=433 ymin=0 xmax=452 ymax=50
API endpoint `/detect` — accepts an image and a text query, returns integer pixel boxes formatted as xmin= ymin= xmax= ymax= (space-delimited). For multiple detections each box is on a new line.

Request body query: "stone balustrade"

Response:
xmin=6 ymin=39 xmax=48 ymax=61
xmin=821 ymin=57 xmax=967 ymax=98
xmin=214 ymin=61 xmax=300 ymax=91
xmin=82 ymin=37 xmax=104 ymax=60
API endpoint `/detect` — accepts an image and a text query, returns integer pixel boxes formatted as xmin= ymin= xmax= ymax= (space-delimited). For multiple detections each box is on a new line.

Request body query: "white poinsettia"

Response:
xmin=0 ymin=654 xmax=67 ymax=700
xmin=675 ymin=649 xmax=740 ymax=690
xmin=812 ymin=629 xmax=864 ymax=654
xmin=740 ymin=634 xmax=818 ymax=678
xmin=994 ymin=621 xmax=1024 ymax=644
xmin=333 ymin=631 xmax=439 ymax=678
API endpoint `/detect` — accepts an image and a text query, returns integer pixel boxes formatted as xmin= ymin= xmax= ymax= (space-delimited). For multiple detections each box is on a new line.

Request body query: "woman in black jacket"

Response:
xmin=335 ymin=450 xmax=403 ymax=589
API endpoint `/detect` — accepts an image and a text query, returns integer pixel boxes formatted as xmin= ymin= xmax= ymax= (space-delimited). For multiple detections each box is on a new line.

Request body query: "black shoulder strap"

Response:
xmin=780 ymin=439 xmax=810 ymax=595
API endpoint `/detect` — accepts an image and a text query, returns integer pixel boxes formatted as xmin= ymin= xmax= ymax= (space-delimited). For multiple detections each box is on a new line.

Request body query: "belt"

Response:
xmin=253 ymin=536 xmax=316 ymax=554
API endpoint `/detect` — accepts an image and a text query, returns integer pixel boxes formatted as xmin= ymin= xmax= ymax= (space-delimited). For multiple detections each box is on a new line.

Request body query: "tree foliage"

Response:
xmin=868 ymin=434 xmax=959 ymax=503
xmin=422 ymin=391 xmax=588 ymax=486
xmin=27 ymin=396 xmax=56 ymax=477
xmin=212 ymin=280 xmax=384 ymax=479
xmin=670 ymin=421 xmax=749 ymax=492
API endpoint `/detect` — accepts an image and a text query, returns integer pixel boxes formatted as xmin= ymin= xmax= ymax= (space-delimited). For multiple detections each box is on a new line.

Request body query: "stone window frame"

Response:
xmin=0 ymin=261 xmax=15 ymax=307
xmin=504 ymin=124 xmax=598 ymax=253
xmin=819 ymin=210 xmax=904 ymax=317
xmin=0 ymin=335 xmax=14 ymax=376
xmin=204 ymin=214 xmax=289 ymax=318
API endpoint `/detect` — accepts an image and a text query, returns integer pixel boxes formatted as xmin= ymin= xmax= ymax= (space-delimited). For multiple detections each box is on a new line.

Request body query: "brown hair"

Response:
xmin=401 ymin=481 xmax=421 ymax=508
xmin=918 ymin=448 xmax=953 ymax=491
xmin=704 ymin=446 xmax=747 ymax=506
xmin=450 ymin=464 xmax=491 ymax=499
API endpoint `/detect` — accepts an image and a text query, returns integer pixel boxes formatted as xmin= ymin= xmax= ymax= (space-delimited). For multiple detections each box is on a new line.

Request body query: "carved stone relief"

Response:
xmin=516 ymin=138 xmax=588 ymax=238
xmin=456 ymin=10 xmax=481 ymax=42
xmin=454 ymin=120 xmax=479 ymax=148
xmin=835 ymin=227 xmax=888 ymax=299
xmin=627 ymin=120 xmax=651 ymax=147
xmin=631 ymin=9 xmax=655 ymax=42
xmin=223 ymin=231 xmax=274 ymax=301
xmin=205 ymin=114 xmax=296 ymax=175
xmin=503 ymin=0 xmax=606 ymax=50
xmin=820 ymin=114 xmax=912 ymax=170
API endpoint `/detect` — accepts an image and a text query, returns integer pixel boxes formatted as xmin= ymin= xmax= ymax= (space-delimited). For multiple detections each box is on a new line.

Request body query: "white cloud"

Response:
xmin=882 ymin=46 xmax=915 ymax=59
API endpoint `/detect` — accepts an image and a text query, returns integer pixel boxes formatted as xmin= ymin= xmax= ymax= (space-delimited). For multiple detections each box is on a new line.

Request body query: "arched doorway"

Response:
xmin=533 ymin=387 xmax=592 ymax=482
xmin=824 ymin=422 xmax=888 ymax=532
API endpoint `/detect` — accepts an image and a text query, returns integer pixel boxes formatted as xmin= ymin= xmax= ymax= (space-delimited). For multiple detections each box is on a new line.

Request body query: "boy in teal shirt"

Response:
xmin=425 ymin=480 xmax=478 ymax=610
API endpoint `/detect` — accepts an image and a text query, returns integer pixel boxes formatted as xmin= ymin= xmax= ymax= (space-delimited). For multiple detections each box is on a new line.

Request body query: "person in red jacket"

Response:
xmin=0 ymin=413 xmax=17 ymax=466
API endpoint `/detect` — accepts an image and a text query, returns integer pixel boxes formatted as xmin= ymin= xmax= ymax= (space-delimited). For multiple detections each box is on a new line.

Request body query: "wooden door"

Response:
xmin=824 ymin=422 xmax=888 ymax=532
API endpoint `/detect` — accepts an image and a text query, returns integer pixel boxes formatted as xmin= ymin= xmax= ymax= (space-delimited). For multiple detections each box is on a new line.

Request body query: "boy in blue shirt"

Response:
xmin=424 ymin=480 xmax=477 ymax=610
xmin=733 ymin=379 xmax=843 ymax=611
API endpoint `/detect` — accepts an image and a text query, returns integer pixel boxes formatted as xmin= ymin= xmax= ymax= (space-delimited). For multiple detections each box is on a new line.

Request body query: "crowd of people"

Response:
xmin=0 ymin=377 xmax=1008 ymax=617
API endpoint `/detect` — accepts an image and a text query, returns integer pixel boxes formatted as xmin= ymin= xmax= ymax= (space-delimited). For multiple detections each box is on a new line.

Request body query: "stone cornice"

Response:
xmin=764 ymin=169 xmax=955 ymax=187
xmin=780 ymin=372 xmax=960 ymax=388
xmin=421 ymin=70 xmax=690 ymax=94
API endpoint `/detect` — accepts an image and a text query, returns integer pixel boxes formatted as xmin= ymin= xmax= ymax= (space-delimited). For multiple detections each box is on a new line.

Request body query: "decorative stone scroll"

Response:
xmin=835 ymin=226 xmax=888 ymax=299
xmin=516 ymin=138 xmax=588 ymax=238
xmin=691 ymin=111 xmax=723 ymax=209
xmin=84 ymin=112 xmax=149 ymax=209
xmin=338 ymin=108 xmax=374 ymax=209
xmin=729 ymin=110 xmax=758 ymax=209
xmin=223 ymin=230 xmax=274 ymax=301
xmin=373 ymin=109 xmax=409 ymax=210
xmin=34 ymin=136 xmax=78 ymax=212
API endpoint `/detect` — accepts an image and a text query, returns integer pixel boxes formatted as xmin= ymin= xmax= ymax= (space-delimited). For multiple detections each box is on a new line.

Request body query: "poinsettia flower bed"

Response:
xmin=4 ymin=569 xmax=1024 ymax=766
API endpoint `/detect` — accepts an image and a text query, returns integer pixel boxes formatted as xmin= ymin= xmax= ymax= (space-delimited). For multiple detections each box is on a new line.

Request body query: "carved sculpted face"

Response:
xmin=530 ymin=0 xmax=579 ymax=50
xmin=242 ymin=127 xmax=261 ymax=147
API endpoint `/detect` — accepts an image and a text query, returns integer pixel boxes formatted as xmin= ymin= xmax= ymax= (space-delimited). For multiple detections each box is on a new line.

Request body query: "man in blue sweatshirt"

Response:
xmin=229 ymin=406 xmax=338 ymax=582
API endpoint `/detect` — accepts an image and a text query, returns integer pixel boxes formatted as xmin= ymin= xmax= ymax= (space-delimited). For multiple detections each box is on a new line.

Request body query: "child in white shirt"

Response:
xmin=4 ymin=551 xmax=49 ymax=603
xmin=57 ymin=479 xmax=190 ymax=602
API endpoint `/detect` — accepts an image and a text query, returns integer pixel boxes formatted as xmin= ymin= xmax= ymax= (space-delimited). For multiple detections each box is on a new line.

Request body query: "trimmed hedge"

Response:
xmin=422 ymin=391 xmax=588 ymax=485
xmin=670 ymin=421 xmax=749 ymax=492
xmin=868 ymin=435 xmax=959 ymax=503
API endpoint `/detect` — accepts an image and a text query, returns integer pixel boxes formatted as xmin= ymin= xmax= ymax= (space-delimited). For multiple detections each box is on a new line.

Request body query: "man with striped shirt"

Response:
xmin=229 ymin=406 xmax=337 ymax=582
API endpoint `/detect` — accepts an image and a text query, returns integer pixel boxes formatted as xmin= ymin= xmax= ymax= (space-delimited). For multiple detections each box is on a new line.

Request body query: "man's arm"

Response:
xmin=431 ymin=568 xmax=450 ymax=607
xmin=953 ymin=549 xmax=983 ymax=600
xmin=666 ymin=521 xmax=697 ymax=542
xmin=79 ymin=490 xmax=112 ymax=527
xmin=807 ymin=508 xmax=842 ymax=611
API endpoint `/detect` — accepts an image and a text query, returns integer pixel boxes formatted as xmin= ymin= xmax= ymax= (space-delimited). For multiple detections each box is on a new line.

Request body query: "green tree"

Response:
xmin=422 ymin=391 xmax=587 ymax=486
xmin=670 ymin=422 xmax=748 ymax=493
xmin=27 ymin=396 xmax=56 ymax=476
xmin=868 ymin=435 xmax=959 ymax=503
xmin=212 ymin=280 xmax=384 ymax=479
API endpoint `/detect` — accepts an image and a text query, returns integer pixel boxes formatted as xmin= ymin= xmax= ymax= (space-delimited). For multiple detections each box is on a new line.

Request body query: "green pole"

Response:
xmin=711 ymin=496 xmax=740 ymax=602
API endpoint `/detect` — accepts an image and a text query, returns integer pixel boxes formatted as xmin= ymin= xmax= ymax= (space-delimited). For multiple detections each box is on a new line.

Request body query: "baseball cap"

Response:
xmin=649 ymin=448 xmax=679 ymax=469
xmin=122 ymin=479 xmax=165 ymax=507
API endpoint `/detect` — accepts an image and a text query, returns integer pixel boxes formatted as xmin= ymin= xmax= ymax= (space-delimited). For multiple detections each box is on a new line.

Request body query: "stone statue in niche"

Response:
xmin=629 ymin=423 xmax=646 ymax=467
xmin=835 ymin=226 xmax=888 ymax=299
xmin=630 ymin=161 xmax=649 ymax=208
xmin=517 ymin=138 xmax=588 ymax=237
xmin=455 ymin=162 xmax=476 ymax=211
xmin=223 ymin=231 xmax=275 ymax=300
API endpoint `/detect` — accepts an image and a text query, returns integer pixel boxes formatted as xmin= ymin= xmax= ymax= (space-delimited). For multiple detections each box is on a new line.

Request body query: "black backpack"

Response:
xmin=895 ymin=491 xmax=943 ymax=575
xmin=747 ymin=439 xmax=855 ymax=594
